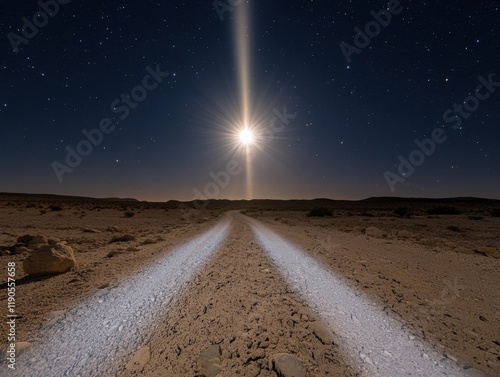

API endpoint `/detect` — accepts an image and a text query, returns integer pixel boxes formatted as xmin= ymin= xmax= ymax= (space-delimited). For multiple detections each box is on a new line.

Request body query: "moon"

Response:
xmin=239 ymin=128 xmax=254 ymax=146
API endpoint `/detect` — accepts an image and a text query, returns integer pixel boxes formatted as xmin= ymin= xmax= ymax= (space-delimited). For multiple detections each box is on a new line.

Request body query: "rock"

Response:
xmin=107 ymin=250 xmax=124 ymax=258
xmin=13 ymin=245 xmax=29 ymax=255
xmin=270 ymin=353 xmax=307 ymax=377
xmin=126 ymin=346 xmax=150 ymax=373
xmin=17 ymin=234 xmax=47 ymax=248
xmin=397 ymin=230 xmax=413 ymax=239
xmin=47 ymin=238 xmax=60 ymax=245
xmin=475 ymin=247 xmax=500 ymax=259
xmin=198 ymin=345 xmax=222 ymax=377
xmin=106 ymin=226 xmax=120 ymax=232
xmin=82 ymin=228 xmax=100 ymax=233
xmin=309 ymin=322 xmax=334 ymax=345
xmin=366 ymin=227 xmax=387 ymax=238
xmin=23 ymin=243 xmax=76 ymax=276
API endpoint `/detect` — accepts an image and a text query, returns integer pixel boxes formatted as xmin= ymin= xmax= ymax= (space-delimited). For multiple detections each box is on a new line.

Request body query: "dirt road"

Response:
xmin=1 ymin=210 xmax=498 ymax=376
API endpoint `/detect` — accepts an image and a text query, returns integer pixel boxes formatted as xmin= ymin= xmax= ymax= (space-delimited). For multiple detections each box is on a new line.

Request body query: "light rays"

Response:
xmin=234 ymin=2 xmax=252 ymax=129
xmin=233 ymin=2 xmax=253 ymax=199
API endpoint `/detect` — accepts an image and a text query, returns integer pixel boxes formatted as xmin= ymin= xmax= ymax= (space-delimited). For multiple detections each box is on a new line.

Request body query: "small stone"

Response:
xmin=13 ymin=245 xmax=29 ymax=255
xmin=270 ymin=353 xmax=307 ymax=377
xmin=309 ymin=321 xmax=334 ymax=345
xmin=397 ymin=230 xmax=413 ymax=239
xmin=198 ymin=345 xmax=222 ymax=377
xmin=259 ymin=341 xmax=269 ymax=349
xmin=82 ymin=228 xmax=100 ymax=233
xmin=475 ymin=247 xmax=500 ymax=259
xmin=366 ymin=227 xmax=387 ymax=238
xmin=446 ymin=353 xmax=458 ymax=363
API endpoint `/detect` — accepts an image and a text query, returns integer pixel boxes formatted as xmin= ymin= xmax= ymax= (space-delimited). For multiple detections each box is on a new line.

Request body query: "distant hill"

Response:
xmin=0 ymin=192 xmax=139 ymax=203
xmin=361 ymin=196 xmax=500 ymax=203
xmin=0 ymin=193 xmax=498 ymax=209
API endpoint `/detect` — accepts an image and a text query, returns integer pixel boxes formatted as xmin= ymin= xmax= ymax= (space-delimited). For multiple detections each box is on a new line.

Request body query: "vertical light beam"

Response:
xmin=233 ymin=3 xmax=253 ymax=199
xmin=234 ymin=3 xmax=251 ymax=127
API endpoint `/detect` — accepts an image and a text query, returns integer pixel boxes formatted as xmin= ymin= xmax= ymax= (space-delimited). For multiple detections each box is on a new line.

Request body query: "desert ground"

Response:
xmin=0 ymin=194 xmax=499 ymax=376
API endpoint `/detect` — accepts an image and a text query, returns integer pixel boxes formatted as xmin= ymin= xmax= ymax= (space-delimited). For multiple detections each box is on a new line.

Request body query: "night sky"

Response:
xmin=1 ymin=1 xmax=499 ymax=201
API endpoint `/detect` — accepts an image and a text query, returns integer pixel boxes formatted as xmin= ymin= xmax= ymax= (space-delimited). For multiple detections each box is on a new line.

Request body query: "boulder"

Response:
xmin=23 ymin=243 xmax=76 ymax=276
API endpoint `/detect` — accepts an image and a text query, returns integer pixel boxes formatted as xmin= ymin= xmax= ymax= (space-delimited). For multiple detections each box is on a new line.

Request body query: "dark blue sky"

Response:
xmin=1 ymin=1 xmax=499 ymax=201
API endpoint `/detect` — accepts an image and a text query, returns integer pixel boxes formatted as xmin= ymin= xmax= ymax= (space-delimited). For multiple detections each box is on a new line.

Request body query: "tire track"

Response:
xmin=142 ymin=213 xmax=357 ymax=376
xmin=8 ymin=218 xmax=230 ymax=377
xmin=244 ymin=214 xmax=469 ymax=377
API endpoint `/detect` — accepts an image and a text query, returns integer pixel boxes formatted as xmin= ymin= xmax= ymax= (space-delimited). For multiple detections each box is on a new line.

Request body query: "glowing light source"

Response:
xmin=239 ymin=128 xmax=254 ymax=146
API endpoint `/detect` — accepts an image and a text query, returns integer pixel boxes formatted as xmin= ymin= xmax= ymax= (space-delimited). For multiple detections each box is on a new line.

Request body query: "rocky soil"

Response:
xmin=0 ymin=197 xmax=499 ymax=376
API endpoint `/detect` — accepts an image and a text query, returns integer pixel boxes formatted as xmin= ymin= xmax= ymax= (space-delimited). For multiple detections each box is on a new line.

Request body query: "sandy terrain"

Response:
xmin=0 ymin=194 xmax=499 ymax=376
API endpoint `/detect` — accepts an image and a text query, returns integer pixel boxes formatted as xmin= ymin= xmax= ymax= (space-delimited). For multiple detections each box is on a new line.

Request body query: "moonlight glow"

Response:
xmin=239 ymin=128 xmax=254 ymax=146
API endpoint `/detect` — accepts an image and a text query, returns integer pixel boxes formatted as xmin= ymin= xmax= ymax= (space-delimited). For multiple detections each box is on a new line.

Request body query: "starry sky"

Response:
xmin=1 ymin=0 xmax=499 ymax=201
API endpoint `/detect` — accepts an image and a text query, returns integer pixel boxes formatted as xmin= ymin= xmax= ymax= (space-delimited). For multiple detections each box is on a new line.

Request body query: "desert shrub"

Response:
xmin=490 ymin=209 xmax=500 ymax=217
xmin=446 ymin=225 xmax=463 ymax=232
xmin=427 ymin=206 xmax=461 ymax=215
xmin=49 ymin=205 xmax=63 ymax=211
xmin=307 ymin=207 xmax=332 ymax=217
xmin=124 ymin=211 xmax=135 ymax=218
xmin=394 ymin=207 xmax=411 ymax=218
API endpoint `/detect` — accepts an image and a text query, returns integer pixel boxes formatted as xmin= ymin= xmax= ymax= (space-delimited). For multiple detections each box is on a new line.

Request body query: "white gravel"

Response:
xmin=247 ymin=215 xmax=468 ymax=377
xmin=11 ymin=219 xmax=230 ymax=377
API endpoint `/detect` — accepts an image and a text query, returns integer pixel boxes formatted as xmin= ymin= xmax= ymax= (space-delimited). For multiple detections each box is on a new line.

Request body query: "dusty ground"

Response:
xmin=0 ymin=195 xmax=499 ymax=376
xmin=246 ymin=210 xmax=500 ymax=376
